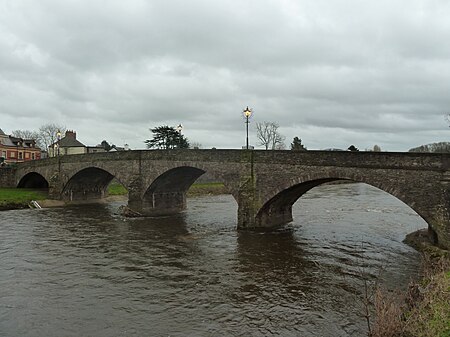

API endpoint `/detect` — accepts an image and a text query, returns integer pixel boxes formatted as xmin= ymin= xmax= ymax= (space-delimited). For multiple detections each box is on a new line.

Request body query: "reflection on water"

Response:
xmin=0 ymin=183 xmax=426 ymax=336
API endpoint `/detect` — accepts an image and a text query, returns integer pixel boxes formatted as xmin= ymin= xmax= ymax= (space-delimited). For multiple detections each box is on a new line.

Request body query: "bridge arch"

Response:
xmin=255 ymin=170 xmax=430 ymax=234
xmin=17 ymin=172 xmax=49 ymax=189
xmin=62 ymin=167 xmax=127 ymax=201
xmin=145 ymin=166 xmax=205 ymax=195
xmin=137 ymin=165 xmax=236 ymax=216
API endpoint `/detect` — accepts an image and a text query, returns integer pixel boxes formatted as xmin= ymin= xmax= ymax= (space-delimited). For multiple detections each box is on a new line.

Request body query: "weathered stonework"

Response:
xmin=9 ymin=150 xmax=450 ymax=249
xmin=0 ymin=167 xmax=15 ymax=188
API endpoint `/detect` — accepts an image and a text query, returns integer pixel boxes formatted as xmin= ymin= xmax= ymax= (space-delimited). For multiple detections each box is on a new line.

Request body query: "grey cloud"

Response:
xmin=0 ymin=0 xmax=449 ymax=152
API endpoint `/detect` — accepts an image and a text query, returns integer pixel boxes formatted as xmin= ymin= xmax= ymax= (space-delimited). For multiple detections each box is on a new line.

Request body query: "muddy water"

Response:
xmin=0 ymin=183 xmax=425 ymax=336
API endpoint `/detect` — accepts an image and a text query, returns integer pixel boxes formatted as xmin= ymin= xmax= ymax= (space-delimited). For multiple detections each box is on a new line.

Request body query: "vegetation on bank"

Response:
xmin=403 ymin=260 xmax=449 ymax=337
xmin=0 ymin=188 xmax=48 ymax=210
xmin=107 ymin=181 xmax=128 ymax=195
xmin=187 ymin=182 xmax=227 ymax=196
xmin=369 ymin=235 xmax=450 ymax=337
xmin=0 ymin=182 xmax=227 ymax=210
xmin=106 ymin=181 xmax=227 ymax=197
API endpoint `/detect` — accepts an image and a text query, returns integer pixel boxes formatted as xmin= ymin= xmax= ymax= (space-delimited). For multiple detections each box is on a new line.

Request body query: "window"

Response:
xmin=10 ymin=151 xmax=15 ymax=158
xmin=19 ymin=152 xmax=23 ymax=160
xmin=32 ymin=153 xmax=35 ymax=160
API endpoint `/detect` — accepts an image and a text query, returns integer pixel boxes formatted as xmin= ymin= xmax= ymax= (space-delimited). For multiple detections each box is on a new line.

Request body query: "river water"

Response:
xmin=0 ymin=183 xmax=426 ymax=337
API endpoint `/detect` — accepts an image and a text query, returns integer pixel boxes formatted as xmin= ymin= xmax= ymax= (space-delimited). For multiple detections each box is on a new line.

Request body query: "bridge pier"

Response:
xmin=62 ymin=186 xmax=107 ymax=201
xmin=237 ymin=194 xmax=294 ymax=229
xmin=255 ymin=205 xmax=293 ymax=227
xmin=129 ymin=192 xmax=187 ymax=216
xmin=10 ymin=150 xmax=449 ymax=250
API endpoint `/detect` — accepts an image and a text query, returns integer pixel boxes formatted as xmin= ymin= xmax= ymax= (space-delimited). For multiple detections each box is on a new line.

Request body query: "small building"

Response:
xmin=86 ymin=145 xmax=107 ymax=154
xmin=48 ymin=130 xmax=86 ymax=157
xmin=0 ymin=128 xmax=41 ymax=164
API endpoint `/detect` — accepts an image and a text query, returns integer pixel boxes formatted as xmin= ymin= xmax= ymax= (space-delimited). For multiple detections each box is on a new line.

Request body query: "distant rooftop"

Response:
xmin=49 ymin=130 xmax=86 ymax=148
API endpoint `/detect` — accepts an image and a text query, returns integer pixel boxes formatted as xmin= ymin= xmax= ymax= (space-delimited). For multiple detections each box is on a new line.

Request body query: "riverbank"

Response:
xmin=0 ymin=188 xmax=48 ymax=211
xmin=404 ymin=228 xmax=450 ymax=259
xmin=0 ymin=182 xmax=228 ymax=211
xmin=187 ymin=182 xmax=227 ymax=197
xmin=370 ymin=229 xmax=450 ymax=337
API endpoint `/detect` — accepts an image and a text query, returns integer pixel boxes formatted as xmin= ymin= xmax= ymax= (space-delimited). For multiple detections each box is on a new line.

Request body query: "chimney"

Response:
xmin=65 ymin=130 xmax=76 ymax=139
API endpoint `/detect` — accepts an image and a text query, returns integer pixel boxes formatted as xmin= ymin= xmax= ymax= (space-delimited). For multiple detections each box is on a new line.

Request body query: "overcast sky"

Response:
xmin=1 ymin=0 xmax=449 ymax=151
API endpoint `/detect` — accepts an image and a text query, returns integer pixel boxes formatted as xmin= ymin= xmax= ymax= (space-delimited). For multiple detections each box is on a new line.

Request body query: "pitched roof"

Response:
xmin=0 ymin=128 xmax=6 ymax=136
xmin=56 ymin=136 xmax=86 ymax=148
xmin=1 ymin=137 xmax=15 ymax=146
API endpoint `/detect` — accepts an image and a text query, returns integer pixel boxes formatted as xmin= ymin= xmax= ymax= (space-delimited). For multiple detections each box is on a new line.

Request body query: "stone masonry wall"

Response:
xmin=10 ymin=149 xmax=450 ymax=249
xmin=0 ymin=167 xmax=16 ymax=188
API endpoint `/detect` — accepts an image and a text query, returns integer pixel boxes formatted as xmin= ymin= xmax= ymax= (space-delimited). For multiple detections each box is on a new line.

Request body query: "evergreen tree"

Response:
xmin=100 ymin=140 xmax=115 ymax=151
xmin=290 ymin=137 xmax=307 ymax=151
xmin=145 ymin=125 xmax=190 ymax=149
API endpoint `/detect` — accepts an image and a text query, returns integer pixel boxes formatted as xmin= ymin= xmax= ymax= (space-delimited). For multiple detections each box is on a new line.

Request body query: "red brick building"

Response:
xmin=0 ymin=128 xmax=41 ymax=164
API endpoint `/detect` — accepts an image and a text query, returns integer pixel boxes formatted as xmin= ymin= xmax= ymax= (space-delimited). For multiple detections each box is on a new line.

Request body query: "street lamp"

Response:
xmin=176 ymin=124 xmax=183 ymax=148
xmin=56 ymin=130 xmax=61 ymax=157
xmin=242 ymin=106 xmax=253 ymax=150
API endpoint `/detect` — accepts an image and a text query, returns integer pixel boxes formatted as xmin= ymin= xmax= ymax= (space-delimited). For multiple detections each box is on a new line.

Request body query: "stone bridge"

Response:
xmin=9 ymin=149 xmax=450 ymax=249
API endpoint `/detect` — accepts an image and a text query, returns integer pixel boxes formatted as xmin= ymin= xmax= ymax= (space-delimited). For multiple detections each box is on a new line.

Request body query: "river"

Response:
xmin=0 ymin=183 xmax=426 ymax=336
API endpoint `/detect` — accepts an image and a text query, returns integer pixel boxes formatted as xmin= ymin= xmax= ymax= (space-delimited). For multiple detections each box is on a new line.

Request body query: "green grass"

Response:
xmin=0 ymin=188 xmax=48 ymax=205
xmin=107 ymin=182 xmax=128 ymax=195
xmin=0 ymin=182 xmax=227 ymax=205
xmin=187 ymin=182 xmax=227 ymax=196
xmin=106 ymin=181 xmax=228 ymax=197
xmin=397 ymin=257 xmax=450 ymax=337
xmin=406 ymin=269 xmax=450 ymax=337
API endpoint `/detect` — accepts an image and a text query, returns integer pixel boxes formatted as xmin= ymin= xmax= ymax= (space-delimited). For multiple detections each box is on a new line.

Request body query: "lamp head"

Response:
xmin=243 ymin=106 xmax=253 ymax=118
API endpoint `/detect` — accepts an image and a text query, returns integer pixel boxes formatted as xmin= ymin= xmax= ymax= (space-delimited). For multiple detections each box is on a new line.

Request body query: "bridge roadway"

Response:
xmin=10 ymin=149 xmax=450 ymax=249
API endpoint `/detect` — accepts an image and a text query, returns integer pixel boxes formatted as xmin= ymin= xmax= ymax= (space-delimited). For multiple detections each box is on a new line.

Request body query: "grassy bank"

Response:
xmin=403 ymin=258 xmax=449 ymax=337
xmin=0 ymin=182 xmax=227 ymax=211
xmin=187 ymin=182 xmax=227 ymax=197
xmin=0 ymin=188 xmax=48 ymax=210
xmin=370 ymin=233 xmax=450 ymax=337
xmin=107 ymin=182 xmax=128 ymax=195
xmin=107 ymin=181 xmax=228 ymax=197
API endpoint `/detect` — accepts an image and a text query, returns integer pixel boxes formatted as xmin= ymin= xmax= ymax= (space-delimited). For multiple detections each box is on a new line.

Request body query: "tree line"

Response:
xmin=144 ymin=122 xmax=308 ymax=151
xmin=409 ymin=142 xmax=450 ymax=153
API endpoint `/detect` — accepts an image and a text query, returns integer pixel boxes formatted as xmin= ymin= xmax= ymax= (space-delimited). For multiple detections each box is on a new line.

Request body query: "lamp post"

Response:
xmin=176 ymin=124 xmax=183 ymax=148
xmin=56 ymin=130 xmax=61 ymax=157
xmin=242 ymin=106 xmax=253 ymax=150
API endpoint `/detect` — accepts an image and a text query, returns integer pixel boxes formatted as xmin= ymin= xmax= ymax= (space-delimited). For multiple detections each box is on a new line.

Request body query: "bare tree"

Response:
xmin=11 ymin=129 xmax=42 ymax=149
xmin=38 ymin=123 xmax=66 ymax=151
xmin=11 ymin=130 xmax=39 ymax=140
xmin=409 ymin=141 xmax=450 ymax=153
xmin=190 ymin=142 xmax=203 ymax=149
xmin=256 ymin=121 xmax=285 ymax=150
xmin=275 ymin=142 xmax=286 ymax=150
